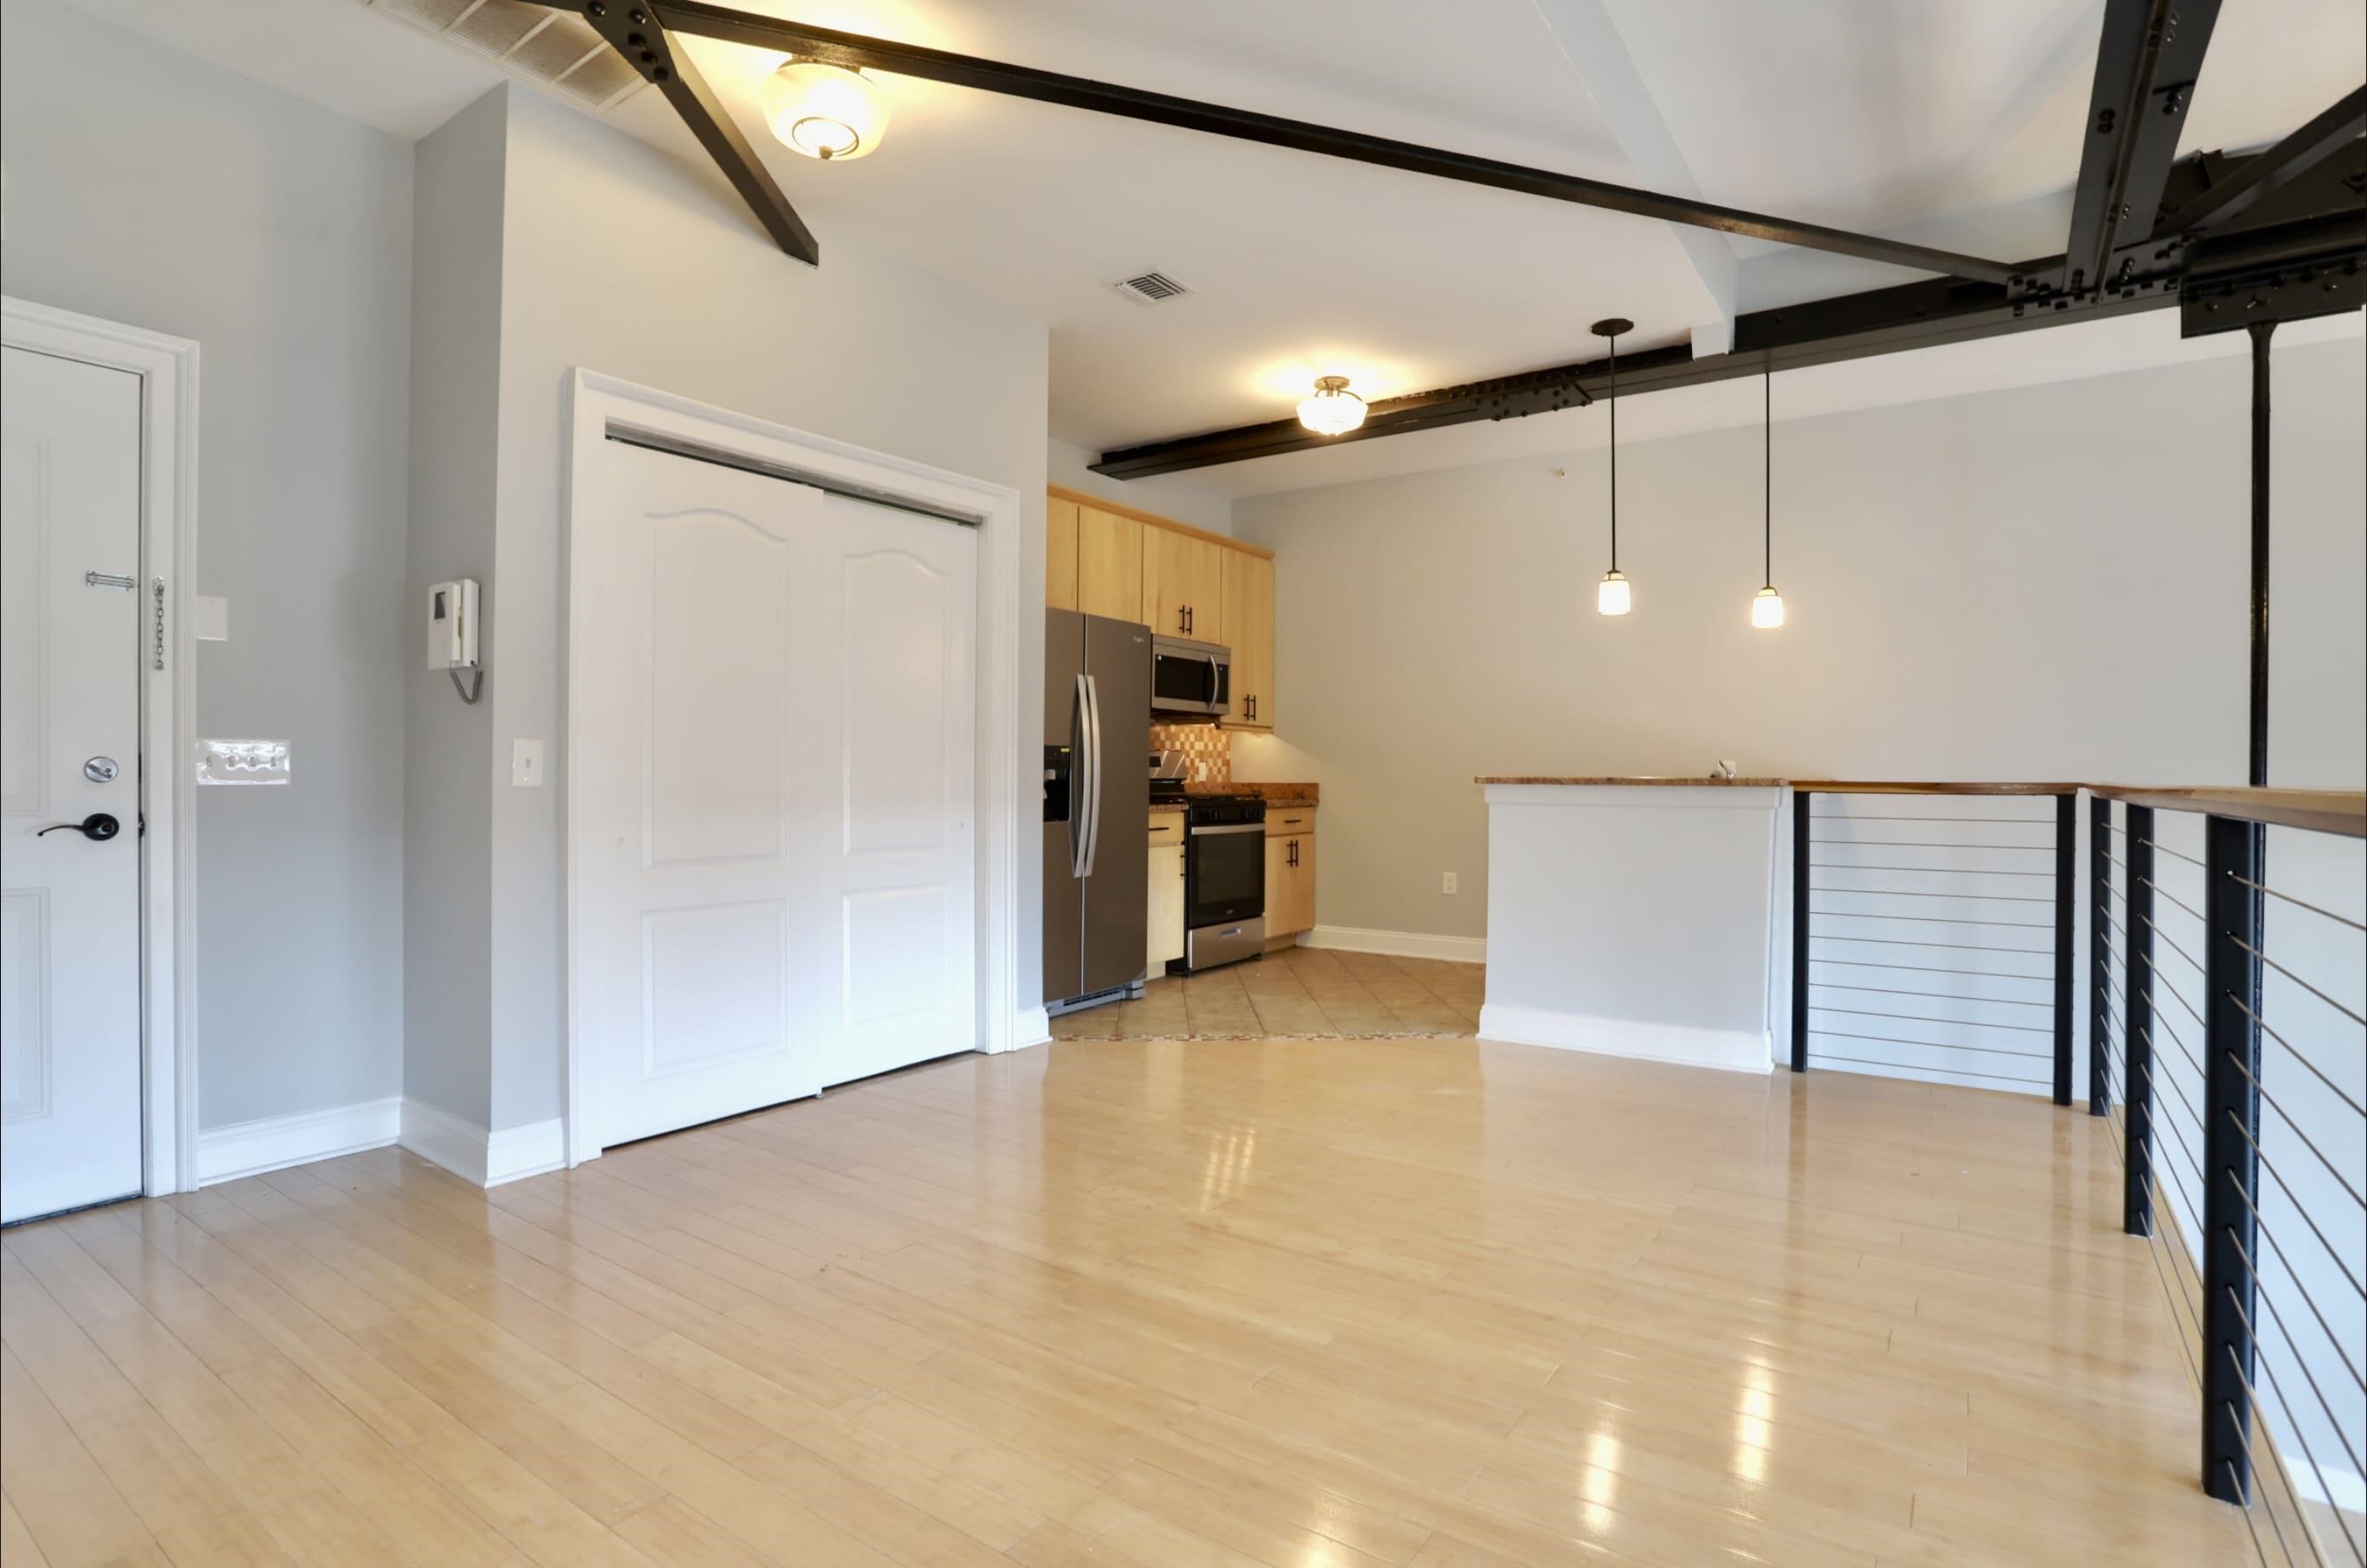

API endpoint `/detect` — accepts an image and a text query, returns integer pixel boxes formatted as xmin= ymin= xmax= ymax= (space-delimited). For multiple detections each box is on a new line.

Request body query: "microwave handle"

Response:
xmin=1203 ymin=654 xmax=1222 ymax=709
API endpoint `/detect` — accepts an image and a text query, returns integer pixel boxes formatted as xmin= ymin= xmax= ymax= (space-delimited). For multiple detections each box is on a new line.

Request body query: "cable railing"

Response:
xmin=1787 ymin=781 xmax=2364 ymax=1565
xmin=2089 ymin=787 xmax=2365 ymax=1568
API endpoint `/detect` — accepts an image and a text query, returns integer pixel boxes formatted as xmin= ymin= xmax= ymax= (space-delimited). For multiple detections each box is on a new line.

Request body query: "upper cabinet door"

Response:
xmin=1145 ymin=526 xmax=1224 ymax=640
xmin=1046 ymin=494 xmax=1080 ymax=612
xmin=1076 ymin=504 xmax=1145 ymax=622
xmin=1222 ymin=550 xmax=1274 ymax=729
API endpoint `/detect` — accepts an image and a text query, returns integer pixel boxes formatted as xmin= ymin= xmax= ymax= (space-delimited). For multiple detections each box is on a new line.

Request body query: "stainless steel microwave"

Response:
xmin=1150 ymin=634 xmax=1231 ymax=716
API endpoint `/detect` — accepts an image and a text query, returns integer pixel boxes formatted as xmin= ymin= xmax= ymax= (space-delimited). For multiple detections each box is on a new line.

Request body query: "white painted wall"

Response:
xmin=1 ymin=0 xmax=412 ymax=1130
xmin=400 ymin=87 xmax=1052 ymax=1135
xmin=1049 ymin=437 xmax=1235 ymax=535
xmin=1232 ymin=334 xmax=2367 ymax=942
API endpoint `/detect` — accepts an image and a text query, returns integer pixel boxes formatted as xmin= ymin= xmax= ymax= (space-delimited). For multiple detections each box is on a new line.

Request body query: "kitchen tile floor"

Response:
xmin=1051 ymin=947 xmax=1482 ymax=1040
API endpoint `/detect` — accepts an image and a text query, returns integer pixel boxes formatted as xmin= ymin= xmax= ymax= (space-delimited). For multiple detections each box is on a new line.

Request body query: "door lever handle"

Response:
xmin=36 ymin=813 xmax=121 ymax=841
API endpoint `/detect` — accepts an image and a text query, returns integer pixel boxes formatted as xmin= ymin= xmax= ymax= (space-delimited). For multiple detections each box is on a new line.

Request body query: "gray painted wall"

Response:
xmin=400 ymin=90 xmax=507 ymax=1129
xmin=445 ymin=87 xmax=1051 ymax=1132
xmin=2 ymin=0 xmax=412 ymax=1129
xmin=1232 ymin=336 xmax=2367 ymax=941
xmin=1048 ymin=437 xmax=1234 ymax=535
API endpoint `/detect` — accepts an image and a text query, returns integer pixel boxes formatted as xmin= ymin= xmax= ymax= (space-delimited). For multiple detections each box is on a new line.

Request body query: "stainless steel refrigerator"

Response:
xmin=1043 ymin=609 xmax=1151 ymax=1011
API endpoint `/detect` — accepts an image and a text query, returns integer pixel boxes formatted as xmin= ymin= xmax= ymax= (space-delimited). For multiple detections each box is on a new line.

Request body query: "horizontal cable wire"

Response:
xmin=2218 ymin=1302 xmax=2363 ymax=1568
xmin=1812 ymin=979 xmax=2051 ymax=1007
xmin=1810 ymin=837 xmax=2054 ymax=853
xmin=1811 ymin=858 xmax=2055 ymax=877
xmin=2139 ymin=872 xmax=2211 ymax=932
xmin=1807 ymin=1027 xmax=2052 ymax=1061
xmin=1810 ymin=908 xmax=2053 ymax=930
xmin=2228 ymin=1232 xmax=2367 ymax=1468
xmin=2211 ymin=1393 xmax=2305 ymax=1568
xmin=2239 ymin=1214 xmax=2367 ymax=1396
xmin=1810 ymin=956 xmax=2051 ymax=982
xmin=1809 ymin=1003 xmax=2051 ymax=1034
xmin=2219 ymin=1088 xmax=2366 ymax=1212
xmin=1804 ymin=1053 xmax=2046 ymax=1086
xmin=2233 ymin=873 xmax=2367 ymax=936
xmin=2234 ymin=937 xmax=2367 ymax=1030
xmin=2102 ymin=1108 xmax=2205 ymax=1391
xmin=2238 ymin=1150 xmax=2367 ymax=1303
xmin=1811 ymin=934 xmax=2052 ymax=957
xmin=2229 ymin=995 xmax=2367 ymax=1119
xmin=2139 ymin=913 xmax=2210 ymax=980
xmin=1809 ymin=813 xmax=2053 ymax=826
xmin=2150 ymin=838 xmax=2209 ymax=871
xmin=1809 ymin=884 xmax=2054 ymax=904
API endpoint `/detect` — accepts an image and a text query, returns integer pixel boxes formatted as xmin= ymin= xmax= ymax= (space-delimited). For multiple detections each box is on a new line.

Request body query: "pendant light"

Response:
xmin=1297 ymin=375 xmax=1366 ymax=435
xmin=1592 ymin=317 xmax=1633 ymax=615
xmin=1751 ymin=368 xmax=1786 ymax=629
xmin=762 ymin=60 xmax=892 ymax=160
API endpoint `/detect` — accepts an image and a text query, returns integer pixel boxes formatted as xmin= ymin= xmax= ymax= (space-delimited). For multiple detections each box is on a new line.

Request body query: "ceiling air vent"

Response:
xmin=1111 ymin=271 xmax=1192 ymax=307
xmin=364 ymin=0 xmax=649 ymax=113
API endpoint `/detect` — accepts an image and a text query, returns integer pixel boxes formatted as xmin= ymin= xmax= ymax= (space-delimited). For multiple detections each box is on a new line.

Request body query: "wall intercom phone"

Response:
xmin=429 ymin=579 xmax=483 ymax=703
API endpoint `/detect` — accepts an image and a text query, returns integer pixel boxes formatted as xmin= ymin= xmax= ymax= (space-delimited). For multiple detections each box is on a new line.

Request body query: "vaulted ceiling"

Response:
xmin=56 ymin=0 xmax=2367 ymax=493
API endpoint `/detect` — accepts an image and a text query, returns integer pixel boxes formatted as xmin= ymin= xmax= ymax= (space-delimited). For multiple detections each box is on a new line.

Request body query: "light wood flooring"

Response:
xmin=1051 ymin=949 xmax=1482 ymax=1041
xmin=3 ymin=1036 xmax=2254 ymax=1568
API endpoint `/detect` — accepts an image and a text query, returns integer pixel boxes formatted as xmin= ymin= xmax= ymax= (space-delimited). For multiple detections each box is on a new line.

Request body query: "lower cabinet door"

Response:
xmin=1148 ymin=842 xmax=1186 ymax=973
xmin=1286 ymin=833 xmax=1316 ymax=935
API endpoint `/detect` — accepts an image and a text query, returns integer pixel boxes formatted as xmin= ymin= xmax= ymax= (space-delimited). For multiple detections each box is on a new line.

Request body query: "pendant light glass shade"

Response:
xmin=763 ymin=62 xmax=892 ymax=160
xmin=1750 ymin=586 xmax=1785 ymax=628
xmin=1296 ymin=376 xmax=1366 ymax=435
xmin=1598 ymin=570 xmax=1632 ymax=616
xmin=1591 ymin=318 xmax=1632 ymax=616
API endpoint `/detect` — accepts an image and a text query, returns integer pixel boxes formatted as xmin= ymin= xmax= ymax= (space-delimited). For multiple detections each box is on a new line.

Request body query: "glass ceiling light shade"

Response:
xmin=1751 ymin=586 xmax=1785 ymax=628
xmin=1598 ymin=570 xmax=1632 ymax=617
xmin=762 ymin=61 xmax=891 ymax=160
xmin=1296 ymin=376 xmax=1366 ymax=435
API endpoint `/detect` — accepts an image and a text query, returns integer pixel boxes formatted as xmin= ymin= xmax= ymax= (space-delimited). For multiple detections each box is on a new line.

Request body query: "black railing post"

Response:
xmin=2088 ymin=794 xmax=2111 ymax=1117
xmin=2123 ymin=805 xmax=2156 ymax=1238
xmin=2202 ymin=812 xmax=2263 ymax=1504
xmin=2052 ymin=792 xmax=2076 ymax=1107
xmin=1790 ymin=789 xmax=1811 ymax=1072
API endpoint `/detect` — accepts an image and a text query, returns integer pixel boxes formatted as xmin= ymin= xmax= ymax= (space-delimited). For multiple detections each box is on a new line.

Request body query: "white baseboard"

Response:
xmin=399 ymin=1098 xmax=565 ymax=1189
xmin=1302 ymin=924 xmax=1487 ymax=964
xmin=1010 ymin=1006 xmax=1052 ymax=1050
xmin=1477 ymin=1004 xmax=1771 ymax=1075
xmin=197 ymin=1096 xmax=402 ymax=1185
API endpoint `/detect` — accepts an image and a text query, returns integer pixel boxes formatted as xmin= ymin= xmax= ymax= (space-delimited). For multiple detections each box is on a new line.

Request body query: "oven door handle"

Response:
xmin=1187 ymin=822 xmax=1267 ymax=836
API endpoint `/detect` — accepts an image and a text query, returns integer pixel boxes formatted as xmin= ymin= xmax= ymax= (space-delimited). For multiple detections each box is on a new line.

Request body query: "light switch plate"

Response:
xmin=192 ymin=596 xmax=230 ymax=641
xmin=511 ymin=738 xmax=544 ymax=788
xmin=197 ymin=739 xmax=290 ymax=786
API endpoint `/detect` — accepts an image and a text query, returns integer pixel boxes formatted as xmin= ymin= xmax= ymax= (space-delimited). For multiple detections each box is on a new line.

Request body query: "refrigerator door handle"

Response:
xmin=1079 ymin=672 xmax=1104 ymax=878
xmin=1079 ymin=666 xmax=1093 ymax=875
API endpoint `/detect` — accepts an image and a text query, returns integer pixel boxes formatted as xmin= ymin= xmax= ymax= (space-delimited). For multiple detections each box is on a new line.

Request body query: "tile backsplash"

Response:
xmin=1150 ymin=721 xmax=1230 ymax=785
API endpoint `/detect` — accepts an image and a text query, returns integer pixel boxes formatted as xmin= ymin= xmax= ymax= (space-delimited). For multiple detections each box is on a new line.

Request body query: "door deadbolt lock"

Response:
xmin=84 ymin=756 xmax=120 ymax=783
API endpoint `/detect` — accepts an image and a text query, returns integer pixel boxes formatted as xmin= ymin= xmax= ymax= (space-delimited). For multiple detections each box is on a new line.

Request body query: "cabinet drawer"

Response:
xmin=1264 ymin=807 xmax=1316 ymax=838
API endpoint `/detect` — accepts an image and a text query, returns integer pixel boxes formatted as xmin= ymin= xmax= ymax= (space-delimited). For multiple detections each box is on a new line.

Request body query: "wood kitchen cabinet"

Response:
xmin=1046 ymin=493 xmax=1080 ymax=612
xmin=1222 ymin=549 xmax=1274 ymax=729
xmin=1142 ymin=523 xmax=1225 ymax=640
xmin=1263 ymin=811 xmax=1316 ymax=945
xmin=1147 ymin=837 xmax=1185 ymax=975
xmin=1076 ymin=504 xmax=1144 ymax=621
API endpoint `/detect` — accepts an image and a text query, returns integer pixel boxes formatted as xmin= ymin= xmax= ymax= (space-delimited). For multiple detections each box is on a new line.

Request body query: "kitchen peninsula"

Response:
xmin=1475 ymin=777 xmax=1793 ymax=1073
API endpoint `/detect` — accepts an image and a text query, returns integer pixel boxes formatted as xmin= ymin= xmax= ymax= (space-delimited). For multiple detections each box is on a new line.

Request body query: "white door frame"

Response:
xmin=3 ymin=296 xmax=199 ymax=1197
xmin=561 ymin=368 xmax=1028 ymax=1168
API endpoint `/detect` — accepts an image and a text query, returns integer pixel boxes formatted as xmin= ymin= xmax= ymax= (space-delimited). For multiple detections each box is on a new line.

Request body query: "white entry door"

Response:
xmin=575 ymin=442 xmax=976 ymax=1150
xmin=3 ymin=346 xmax=145 ymax=1224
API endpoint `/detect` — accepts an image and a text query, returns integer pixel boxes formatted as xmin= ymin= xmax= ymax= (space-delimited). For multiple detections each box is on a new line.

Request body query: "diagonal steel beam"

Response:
xmin=2157 ymin=86 xmax=2367 ymax=237
xmin=547 ymin=0 xmax=820 ymax=264
xmin=644 ymin=0 xmax=2017 ymax=282
xmin=2063 ymin=0 xmax=2221 ymax=295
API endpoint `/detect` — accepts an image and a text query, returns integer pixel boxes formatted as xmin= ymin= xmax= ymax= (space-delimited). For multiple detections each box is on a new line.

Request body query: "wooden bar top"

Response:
xmin=1477 ymin=775 xmax=1788 ymax=787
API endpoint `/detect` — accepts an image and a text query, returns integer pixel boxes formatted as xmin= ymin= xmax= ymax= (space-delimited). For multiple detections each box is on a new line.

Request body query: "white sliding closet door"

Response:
xmin=574 ymin=444 xmax=976 ymax=1150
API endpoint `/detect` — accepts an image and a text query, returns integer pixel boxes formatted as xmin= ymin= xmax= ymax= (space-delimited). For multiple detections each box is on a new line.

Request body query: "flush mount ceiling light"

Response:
xmin=1751 ymin=369 xmax=1786 ymax=630
xmin=1592 ymin=317 xmax=1633 ymax=616
xmin=762 ymin=59 xmax=890 ymax=159
xmin=1296 ymin=376 xmax=1367 ymax=436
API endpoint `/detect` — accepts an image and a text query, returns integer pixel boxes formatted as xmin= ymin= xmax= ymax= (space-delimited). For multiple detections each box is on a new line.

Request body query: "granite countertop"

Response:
xmin=1195 ymin=781 xmax=1320 ymax=807
xmin=1476 ymin=775 xmax=1788 ymax=787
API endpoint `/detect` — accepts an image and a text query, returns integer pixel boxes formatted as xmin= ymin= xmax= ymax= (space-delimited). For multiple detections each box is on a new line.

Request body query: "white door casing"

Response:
xmin=574 ymin=444 xmax=979 ymax=1150
xmin=2 ymin=346 xmax=145 ymax=1222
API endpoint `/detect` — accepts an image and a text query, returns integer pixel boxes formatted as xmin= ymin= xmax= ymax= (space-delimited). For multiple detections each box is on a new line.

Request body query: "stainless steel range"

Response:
xmin=1178 ymin=793 xmax=1266 ymax=973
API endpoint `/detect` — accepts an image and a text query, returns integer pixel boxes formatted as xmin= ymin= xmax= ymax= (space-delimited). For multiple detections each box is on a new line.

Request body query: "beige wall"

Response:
xmin=1231 ymin=334 xmax=2367 ymax=942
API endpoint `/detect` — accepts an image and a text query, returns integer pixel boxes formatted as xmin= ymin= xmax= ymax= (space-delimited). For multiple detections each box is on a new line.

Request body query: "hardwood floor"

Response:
xmin=1051 ymin=949 xmax=1482 ymax=1041
xmin=2 ymin=1036 xmax=2252 ymax=1567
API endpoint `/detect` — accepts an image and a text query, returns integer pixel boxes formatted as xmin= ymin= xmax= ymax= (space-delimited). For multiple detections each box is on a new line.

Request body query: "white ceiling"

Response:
xmin=50 ymin=0 xmax=2367 ymax=498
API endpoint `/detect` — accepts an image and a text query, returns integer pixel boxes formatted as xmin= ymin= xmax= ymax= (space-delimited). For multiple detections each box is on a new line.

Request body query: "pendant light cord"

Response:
xmin=1762 ymin=368 xmax=1773 ymax=589
xmin=1607 ymin=333 xmax=1618 ymax=572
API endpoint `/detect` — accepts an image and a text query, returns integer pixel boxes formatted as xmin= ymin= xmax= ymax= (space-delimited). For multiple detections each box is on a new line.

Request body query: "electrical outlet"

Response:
xmin=1442 ymin=871 xmax=1458 ymax=895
